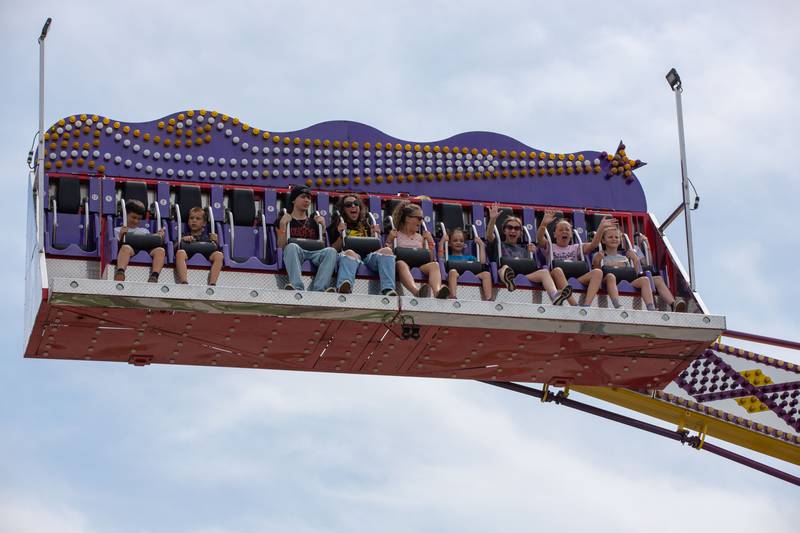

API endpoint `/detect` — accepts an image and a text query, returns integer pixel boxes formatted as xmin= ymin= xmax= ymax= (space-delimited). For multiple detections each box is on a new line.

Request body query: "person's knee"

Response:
xmin=284 ymin=242 xmax=301 ymax=255
xmin=604 ymin=273 xmax=616 ymax=284
xmin=343 ymin=249 xmax=360 ymax=260
xmin=120 ymin=244 xmax=134 ymax=255
xmin=377 ymin=247 xmax=394 ymax=256
xmin=551 ymin=267 xmax=564 ymax=278
xmin=590 ymin=268 xmax=602 ymax=281
xmin=211 ymin=251 xmax=223 ymax=263
xmin=151 ymin=247 xmax=165 ymax=258
xmin=176 ymin=250 xmax=187 ymax=260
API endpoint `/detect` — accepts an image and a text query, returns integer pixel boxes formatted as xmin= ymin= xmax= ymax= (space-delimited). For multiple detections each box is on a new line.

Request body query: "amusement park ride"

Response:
xmin=23 ymin=20 xmax=799 ymax=485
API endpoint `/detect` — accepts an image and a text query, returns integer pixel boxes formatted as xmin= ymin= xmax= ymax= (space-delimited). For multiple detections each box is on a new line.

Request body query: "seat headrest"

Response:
xmin=175 ymin=185 xmax=202 ymax=221
xmin=230 ymin=189 xmax=255 ymax=225
xmin=56 ymin=178 xmax=81 ymax=214
xmin=120 ymin=181 xmax=149 ymax=210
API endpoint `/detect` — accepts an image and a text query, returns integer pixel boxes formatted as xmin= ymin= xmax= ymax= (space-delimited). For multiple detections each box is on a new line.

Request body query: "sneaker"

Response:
xmin=502 ymin=267 xmax=516 ymax=292
xmin=671 ymin=299 xmax=687 ymax=313
xmin=148 ymin=272 xmax=160 ymax=283
xmin=417 ymin=284 xmax=432 ymax=298
xmin=436 ymin=286 xmax=450 ymax=299
xmin=283 ymin=283 xmax=297 ymax=291
xmin=324 ymin=286 xmax=336 ymax=293
xmin=553 ymin=285 xmax=572 ymax=306
xmin=381 ymin=288 xmax=398 ymax=297
xmin=113 ymin=268 xmax=126 ymax=282
xmin=337 ymin=281 xmax=352 ymax=294
xmin=178 ymin=280 xmax=189 ymax=285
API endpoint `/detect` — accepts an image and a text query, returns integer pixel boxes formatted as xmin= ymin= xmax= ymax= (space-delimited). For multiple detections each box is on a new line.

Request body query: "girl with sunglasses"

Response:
xmin=327 ymin=195 xmax=397 ymax=295
xmin=486 ymin=202 xmax=572 ymax=305
xmin=386 ymin=201 xmax=449 ymax=298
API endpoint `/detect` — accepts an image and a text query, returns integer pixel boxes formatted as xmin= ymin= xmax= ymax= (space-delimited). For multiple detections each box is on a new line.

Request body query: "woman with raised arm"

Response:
xmin=486 ymin=202 xmax=571 ymax=305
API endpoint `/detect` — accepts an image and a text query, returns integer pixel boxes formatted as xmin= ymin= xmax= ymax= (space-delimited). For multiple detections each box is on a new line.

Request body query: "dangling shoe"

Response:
xmin=337 ymin=281 xmax=352 ymax=294
xmin=114 ymin=268 xmax=126 ymax=282
xmin=671 ymin=298 xmax=687 ymax=313
xmin=436 ymin=286 xmax=450 ymax=299
xmin=502 ymin=267 xmax=516 ymax=292
xmin=381 ymin=288 xmax=398 ymax=297
xmin=147 ymin=271 xmax=160 ymax=283
xmin=417 ymin=284 xmax=432 ymax=298
xmin=553 ymin=285 xmax=572 ymax=306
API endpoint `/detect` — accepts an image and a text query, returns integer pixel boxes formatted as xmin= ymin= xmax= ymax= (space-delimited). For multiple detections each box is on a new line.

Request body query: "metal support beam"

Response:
xmin=36 ymin=17 xmax=52 ymax=251
xmin=481 ymin=380 xmax=800 ymax=487
xmin=658 ymin=202 xmax=685 ymax=234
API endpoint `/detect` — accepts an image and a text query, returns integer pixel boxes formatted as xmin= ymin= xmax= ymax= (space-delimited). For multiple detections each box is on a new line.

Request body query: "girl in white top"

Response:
xmin=536 ymin=210 xmax=614 ymax=307
xmin=385 ymin=201 xmax=448 ymax=298
xmin=592 ymin=226 xmax=655 ymax=310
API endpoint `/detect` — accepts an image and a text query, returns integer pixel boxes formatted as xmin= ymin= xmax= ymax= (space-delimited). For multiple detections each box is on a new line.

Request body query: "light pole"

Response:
xmin=36 ymin=17 xmax=52 ymax=251
xmin=665 ymin=67 xmax=696 ymax=293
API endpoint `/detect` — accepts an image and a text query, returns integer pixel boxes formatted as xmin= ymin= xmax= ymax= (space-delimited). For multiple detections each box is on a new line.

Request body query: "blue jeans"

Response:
xmin=336 ymin=251 xmax=396 ymax=292
xmin=283 ymin=243 xmax=337 ymax=291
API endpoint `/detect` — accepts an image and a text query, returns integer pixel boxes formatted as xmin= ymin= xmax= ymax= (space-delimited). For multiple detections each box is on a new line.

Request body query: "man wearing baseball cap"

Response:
xmin=277 ymin=185 xmax=337 ymax=291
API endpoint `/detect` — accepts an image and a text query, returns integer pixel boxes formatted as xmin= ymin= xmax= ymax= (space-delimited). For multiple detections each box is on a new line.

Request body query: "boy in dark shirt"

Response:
xmin=175 ymin=206 xmax=223 ymax=285
xmin=114 ymin=199 xmax=166 ymax=282
xmin=277 ymin=185 xmax=337 ymax=291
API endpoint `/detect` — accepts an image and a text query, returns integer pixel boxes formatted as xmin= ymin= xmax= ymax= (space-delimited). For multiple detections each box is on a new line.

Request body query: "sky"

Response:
xmin=1 ymin=1 xmax=798 ymax=531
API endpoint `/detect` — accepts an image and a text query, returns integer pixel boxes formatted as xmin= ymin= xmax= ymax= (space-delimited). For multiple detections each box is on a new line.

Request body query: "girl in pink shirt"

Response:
xmin=386 ymin=201 xmax=448 ymax=298
xmin=537 ymin=210 xmax=613 ymax=307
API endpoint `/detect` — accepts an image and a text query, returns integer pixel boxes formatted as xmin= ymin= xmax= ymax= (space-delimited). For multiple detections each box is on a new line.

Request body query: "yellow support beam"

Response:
xmin=573 ymin=385 xmax=800 ymax=466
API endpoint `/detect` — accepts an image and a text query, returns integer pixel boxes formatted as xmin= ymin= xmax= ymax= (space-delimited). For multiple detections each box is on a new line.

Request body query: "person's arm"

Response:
xmin=423 ymin=230 xmax=436 ymax=261
xmin=627 ymin=250 xmax=641 ymax=272
xmin=592 ymin=251 xmax=604 ymax=269
xmin=583 ymin=217 xmax=614 ymax=255
xmin=277 ymin=212 xmax=292 ymax=248
xmin=385 ymin=229 xmax=397 ymax=249
xmin=486 ymin=203 xmax=500 ymax=243
xmin=115 ymin=226 xmax=126 ymax=242
xmin=437 ymin=232 xmax=448 ymax=258
xmin=328 ymin=220 xmax=345 ymax=252
xmin=537 ymin=210 xmax=556 ymax=249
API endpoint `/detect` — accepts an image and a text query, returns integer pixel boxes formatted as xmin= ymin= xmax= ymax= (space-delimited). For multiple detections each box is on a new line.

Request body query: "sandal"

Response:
xmin=113 ymin=268 xmax=126 ymax=282
xmin=417 ymin=284 xmax=432 ymax=298
xmin=436 ymin=286 xmax=450 ymax=299
xmin=502 ymin=267 xmax=516 ymax=292
xmin=553 ymin=285 xmax=572 ymax=306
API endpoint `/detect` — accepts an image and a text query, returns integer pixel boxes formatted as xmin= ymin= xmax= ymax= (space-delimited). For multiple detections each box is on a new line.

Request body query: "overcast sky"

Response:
xmin=1 ymin=1 xmax=798 ymax=532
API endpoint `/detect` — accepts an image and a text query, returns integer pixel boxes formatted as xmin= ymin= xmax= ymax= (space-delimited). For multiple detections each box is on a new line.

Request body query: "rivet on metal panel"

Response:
xmin=583 ymin=365 xmax=589 ymax=369
xmin=631 ymin=358 xmax=638 ymax=364
xmin=567 ymin=337 xmax=574 ymax=342
xmin=206 ymin=288 xmax=215 ymax=296
xmin=381 ymin=297 xmax=390 ymax=304
xmin=579 ymin=308 xmax=587 ymax=316
xmin=338 ymin=295 xmax=346 ymax=302
xmin=453 ymin=301 xmax=461 ymax=308
xmin=250 ymin=290 xmax=259 ymax=297
xmin=623 ymin=367 xmax=630 ymax=372
xmin=298 ymin=357 xmax=305 ymax=362
xmin=484 ymin=332 xmax=491 ymax=338
xmin=538 ymin=306 xmax=545 ymax=313
xmin=211 ymin=361 xmax=217 ymax=365
xmin=169 ymin=358 xmax=175 ymax=363
xmin=525 ymin=335 xmax=532 ymax=340
xmin=591 ymin=355 xmax=599 ymax=360
xmin=465 ymin=358 xmax=471 ymax=363
xmin=702 ymin=316 xmax=711 ymax=323
xmin=116 ymin=283 xmax=124 ymax=290
xmin=410 ymin=299 xmax=418 ymax=306
xmin=577 ymin=372 xmax=583 ymax=377
xmin=620 ymin=311 xmax=629 ymax=318
xmin=495 ymin=304 xmax=503 ymax=311
xmin=294 ymin=293 xmax=303 ymax=300
xmin=101 ymin=312 xmax=108 ymax=317
xmin=662 ymin=314 xmax=670 ymax=321
xmin=335 ymin=366 xmax=341 ymax=371
xmin=161 ymin=286 xmax=169 ymax=293
xmin=559 ymin=346 xmax=565 ymax=351
xmin=84 ymin=356 xmax=91 ymax=360
xmin=234 ymin=318 xmax=240 ymax=323
xmin=252 ymin=364 xmax=258 ymax=368
xmin=442 ymin=329 xmax=449 ymax=334
xmin=451 ymin=374 xmax=457 ymax=378
xmin=599 ymin=348 xmax=605 ymax=353
xmin=69 ymin=281 xmax=78 ymax=288
xmin=42 ymin=352 xmax=49 ymax=356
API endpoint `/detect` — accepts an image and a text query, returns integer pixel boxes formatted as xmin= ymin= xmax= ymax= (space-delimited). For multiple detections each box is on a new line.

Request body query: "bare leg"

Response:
xmin=396 ymin=261 xmax=419 ymax=296
xmin=116 ymin=244 xmax=134 ymax=270
xmin=208 ymin=251 xmax=223 ymax=285
xmin=653 ymin=276 xmax=675 ymax=305
xmin=632 ymin=277 xmax=655 ymax=306
xmin=551 ymin=267 xmax=576 ymax=305
xmin=577 ymin=268 xmax=603 ymax=306
xmin=150 ymin=247 xmax=165 ymax=274
xmin=175 ymin=250 xmax=188 ymax=283
xmin=477 ymin=271 xmax=493 ymax=301
xmin=604 ymin=273 xmax=619 ymax=300
xmin=526 ymin=269 xmax=557 ymax=294
xmin=420 ymin=262 xmax=442 ymax=293
xmin=447 ymin=269 xmax=459 ymax=298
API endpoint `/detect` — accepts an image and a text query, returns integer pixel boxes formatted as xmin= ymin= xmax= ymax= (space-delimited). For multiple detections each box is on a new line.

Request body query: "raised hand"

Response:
xmin=488 ymin=202 xmax=500 ymax=220
xmin=422 ymin=230 xmax=434 ymax=245
xmin=314 ymin=213 xmax=326 ymax=226
xmin=338 ymin=219 xmax=346 ymax=233
xmin=182 ymin=235 xmax=193 ymax=242
xmin=542 ymin=210 xmax=558 ymax=225
xmin=371 ymin=223 xmax=381 ymax=236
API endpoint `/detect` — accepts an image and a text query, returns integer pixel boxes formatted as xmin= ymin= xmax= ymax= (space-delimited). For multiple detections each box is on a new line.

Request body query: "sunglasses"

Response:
xmin=408 ymin=215 xmax=424 ymax=220
xmin=342 ymin=201 xmax=360 ymax=208
xmin=504 ymin=225 xmax=522 ymax=231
